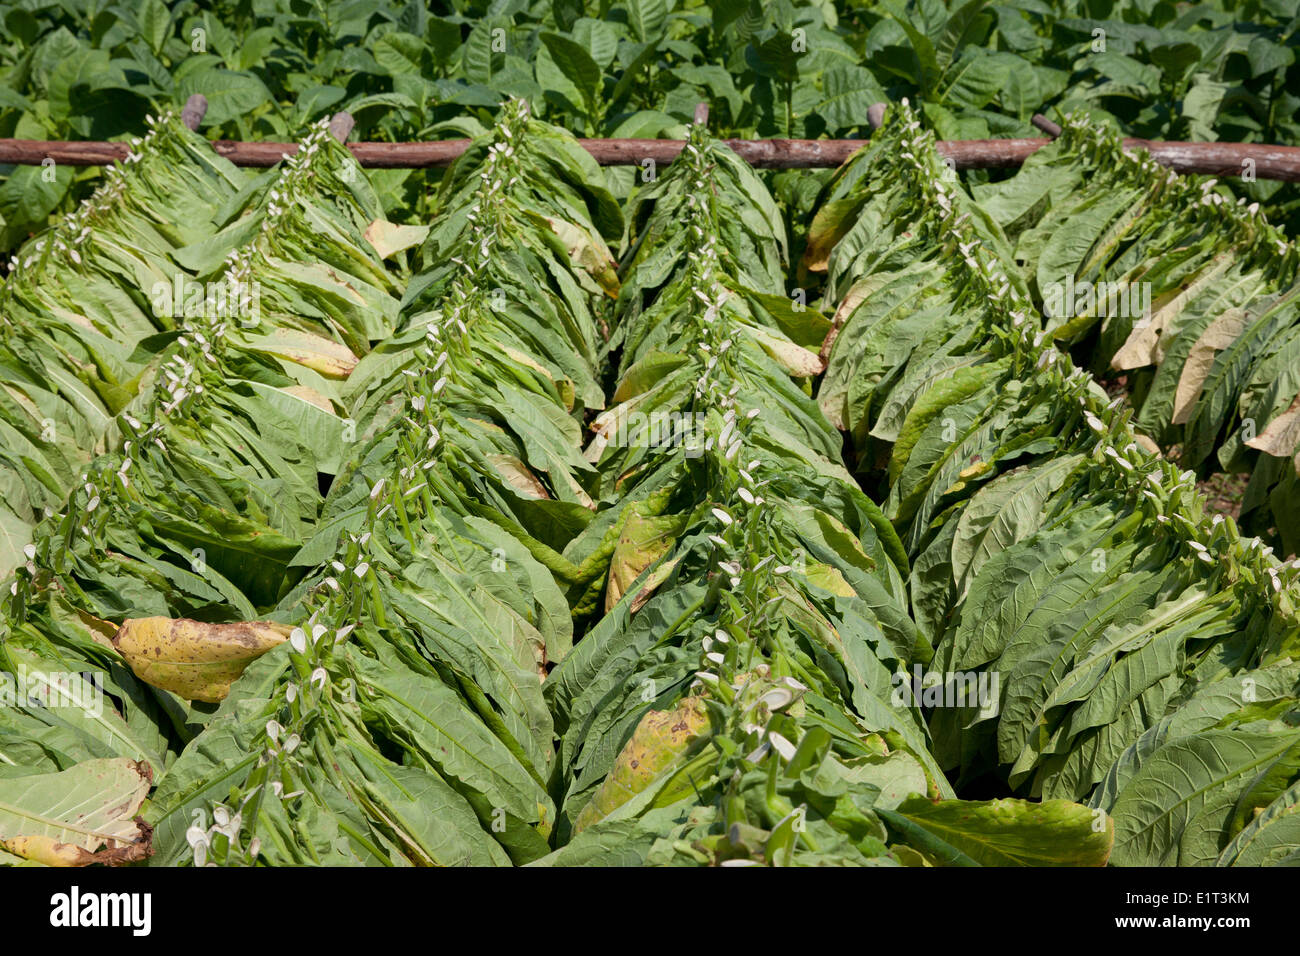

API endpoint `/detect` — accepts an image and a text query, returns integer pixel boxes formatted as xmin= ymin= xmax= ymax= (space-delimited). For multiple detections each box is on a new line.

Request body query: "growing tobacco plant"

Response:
xmin=5 ymin=0 xmax=1299 ymax=254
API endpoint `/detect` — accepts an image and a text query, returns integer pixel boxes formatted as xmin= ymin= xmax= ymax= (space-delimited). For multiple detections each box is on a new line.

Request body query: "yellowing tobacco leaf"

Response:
xmin=737 ymin=321 xmax=825 ymax=376
xmin=364 ymin=219 xmax=430 ymax=259
xmin=605 ymin=510 xmax=686 ymax=613
xmin=574 ymin=696 xmax=711 ymax=832
xmin=243 ymin=329 xmax=359 ymax=379
xmin=544 ymin=215 xmax=620 ymax=297
xmin=1112 ymin=253 xmax=1234 ymax=370
xmin=801 ymin=197 xmax=862 ymax=273
xmin=802 ymin=560 xmax=856 ymax=597
xmin=112 ymin=618 xmax=290 ymax=702
xmin=501 ymin=346 xmax=579 ymax=412
xmin=821 ymin=272 xmax=894 ymax=367
xmin=281 ymin=384 xmax=335 ymax=413
xmin=488 ymin=453 xmax=550 ymax=499
xmin=630 ymin=557 xmax=680 ymax=614
xmin=501 ymin=346 xmax=556 ymax=385
xmin=0 ymin=758 xmax=153 ymax=866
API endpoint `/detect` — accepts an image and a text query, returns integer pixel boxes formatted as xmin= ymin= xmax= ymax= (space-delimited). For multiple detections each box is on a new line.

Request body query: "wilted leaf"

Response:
xmin=364 ymin=219 xmax=430 ymax=259
xmin=544 ymin=216 xmax=620 ymax=297
xmin=1246 ymin=392 xmax=1300 ymax=462
xmin=0 ymin=759 xmax=153 ymax=866
xmin=487 ymin=454 xmax=550 ymax=499
xmin=112 ymin=618 xmax=290 ymax=702
xmin=243 ymin=329 xmax=360 ymax=379
xmin=738 ymin=322 xmax=824 ymax=376
xmin=886 ymin=796 xmax=1113 ymax=866
xmin=605 ymin=510 xmax=685 ymax=612
xmin=1171 ymin=308 xmax=1247 ymax=425
xmin=574 ymin=697 xmax=710 ymax=832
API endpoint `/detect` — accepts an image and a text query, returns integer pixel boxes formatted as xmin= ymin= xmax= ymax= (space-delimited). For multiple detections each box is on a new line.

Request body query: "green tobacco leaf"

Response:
xmin=540 ymin=33 xmax=603 ymax=115
xmin=1110 ymin=725 xmax=1300 ymax=866
xmin=888 ymin=795 xmax=1113 ymax=866
xmin=0 ymin=165 xmax=73 ymax=242
xmin=626 ymin=0 xmax=668 ymax=43
xmin=817 ymin=66 xmax=885 ymax=131
xmin=176 ymin=70 xmax=272 ymax=127
xmin=1218 ymin=779 xmax=1300 ymax=867
xmin=937 ymin=0 xmax=991 ymax=71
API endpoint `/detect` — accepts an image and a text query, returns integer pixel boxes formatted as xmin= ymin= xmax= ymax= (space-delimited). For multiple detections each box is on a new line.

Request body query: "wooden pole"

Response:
xmin=2 ymin=135 xmax=1299 ymax=180
xmin=1031 ymin=114 xmax=1062 ymax=138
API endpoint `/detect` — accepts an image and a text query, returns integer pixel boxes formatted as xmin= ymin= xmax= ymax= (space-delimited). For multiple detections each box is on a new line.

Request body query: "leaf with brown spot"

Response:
xmin=112 ymin=618 xmax=290 ymax=702
xmin=574 ymin=697 xmax=710 ymax=832
xmin=604 ymin=510 xmax=686 ymax=613
xmin=630 ymin=557 xmax=681 ymax=614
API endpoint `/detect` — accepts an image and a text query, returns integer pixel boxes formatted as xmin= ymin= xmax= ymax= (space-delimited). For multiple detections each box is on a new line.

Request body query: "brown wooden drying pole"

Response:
xmin=2 ymin=114 xmax=1298 ymax=181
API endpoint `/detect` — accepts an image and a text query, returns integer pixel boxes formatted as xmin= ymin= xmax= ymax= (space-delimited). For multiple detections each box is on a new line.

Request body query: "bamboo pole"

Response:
xmin=2 ymin=134 xmax=1298 ymax=180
